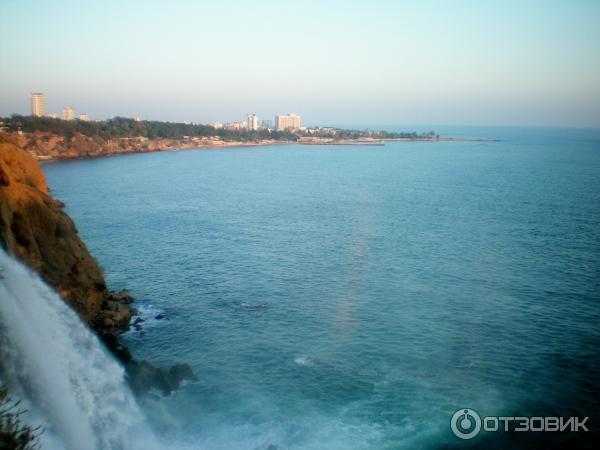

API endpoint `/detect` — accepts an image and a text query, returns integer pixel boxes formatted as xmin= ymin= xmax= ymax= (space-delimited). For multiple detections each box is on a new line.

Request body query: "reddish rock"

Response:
xmin=0 ymin=136 xmax=108 ymax=327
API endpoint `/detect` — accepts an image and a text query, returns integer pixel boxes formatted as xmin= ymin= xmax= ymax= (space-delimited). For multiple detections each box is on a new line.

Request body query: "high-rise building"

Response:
xmin=275 ymin=113 xmax=301 ymax=131
xmin=247 ymin=113 xmax=259 ymax=131
xmin=79 ymin=113 xmax=90 ymax=121
xmin=63 ymin=106 xmax=75 ymax=121
xmin=31 ymin=93 xmax=45 ymax=117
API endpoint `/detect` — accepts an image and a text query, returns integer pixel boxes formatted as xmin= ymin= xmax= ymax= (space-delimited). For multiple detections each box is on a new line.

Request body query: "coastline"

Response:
xmin=36 ymin=139 xmax=293 ymax=162
xmin=1 ymin=131 xmax=498 ymax=162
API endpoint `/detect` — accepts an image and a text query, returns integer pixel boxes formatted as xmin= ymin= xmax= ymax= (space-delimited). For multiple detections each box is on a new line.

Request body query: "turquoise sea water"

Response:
xmin=43 ymin=127 xmax=600 ymax=449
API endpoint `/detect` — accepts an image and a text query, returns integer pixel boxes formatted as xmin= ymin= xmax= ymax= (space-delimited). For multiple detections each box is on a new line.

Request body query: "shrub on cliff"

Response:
xmin=0 ymin=386 xmax=41 ymax=450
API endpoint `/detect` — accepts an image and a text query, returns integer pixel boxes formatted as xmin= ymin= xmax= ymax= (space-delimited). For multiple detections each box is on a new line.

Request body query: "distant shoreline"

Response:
xmin=29 ymin=136 xmax=498 ymax=162
xmin=1 ymin=116 xmax=498 ymax=162
xmin=1 ymin=131 xmax=498 ymax=162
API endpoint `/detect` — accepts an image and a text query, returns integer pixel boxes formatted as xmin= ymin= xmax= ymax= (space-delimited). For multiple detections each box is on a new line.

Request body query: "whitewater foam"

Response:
xmin=294 ymin=356 xmax=314 ymax=367
xmin=0 ymin=250 xmax=158 ymax=450
xmin=127 ymin=303 xmax=167 ymax=335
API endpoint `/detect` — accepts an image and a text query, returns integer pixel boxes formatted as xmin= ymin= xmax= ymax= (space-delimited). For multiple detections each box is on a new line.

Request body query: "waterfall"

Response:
xmin=0 ymin=250 xmax=158 ymax=450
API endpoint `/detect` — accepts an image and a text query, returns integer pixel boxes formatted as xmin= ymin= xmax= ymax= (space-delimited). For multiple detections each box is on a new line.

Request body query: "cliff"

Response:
xmin=0 ymin=136 xmax=107 ymax=324
xmin=10 ymin=131 xmax=189 ymax=160
xmin=7 ymin=131 xmax=268 ymax=161
xmin=0 ymin=135 xmax=196 ymax=393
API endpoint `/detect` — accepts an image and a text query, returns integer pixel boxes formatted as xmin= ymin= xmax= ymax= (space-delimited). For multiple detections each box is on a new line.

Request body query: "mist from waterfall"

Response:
xmin=0 ymin=249 xmax=158 ymax=450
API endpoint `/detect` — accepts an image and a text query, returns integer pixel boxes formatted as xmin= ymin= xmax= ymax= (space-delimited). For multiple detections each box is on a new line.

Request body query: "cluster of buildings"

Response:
xmin=30 ymin=93 xmax=303 ymax=132
xmin=31 ymin=93 xmax=89 ymax=121
xmin=212 ymin=113 xmax=302 ymax=132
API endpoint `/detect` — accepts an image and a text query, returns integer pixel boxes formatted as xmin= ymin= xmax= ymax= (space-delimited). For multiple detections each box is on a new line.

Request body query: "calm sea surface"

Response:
xmin=43 ymin=127 xmax=600 ymax=449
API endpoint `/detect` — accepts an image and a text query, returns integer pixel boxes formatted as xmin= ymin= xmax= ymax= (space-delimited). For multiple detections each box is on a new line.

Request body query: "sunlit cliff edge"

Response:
xmin=0 ymin=135 xmax=107 ymax=324
xmin=0 ymin=135 xmax=196 ymax=395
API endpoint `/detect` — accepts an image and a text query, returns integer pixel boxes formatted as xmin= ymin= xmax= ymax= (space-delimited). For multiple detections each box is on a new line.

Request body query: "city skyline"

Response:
xmin=2 ymin=1 xmax=600 ymax=128
xmin=27 ymin=92 xmax=303 ymax=130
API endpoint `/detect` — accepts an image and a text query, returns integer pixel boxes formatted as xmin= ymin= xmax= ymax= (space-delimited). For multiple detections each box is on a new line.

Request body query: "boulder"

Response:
xmin=96 ymin=300 xmax=132 ymax=332
xmin=109 ymin=289 xmax=134 ymax=304
xmin=125 ymin=361 xmax=197 ymax=396
xmin=169 ymin=363 xmax=198 ymax=385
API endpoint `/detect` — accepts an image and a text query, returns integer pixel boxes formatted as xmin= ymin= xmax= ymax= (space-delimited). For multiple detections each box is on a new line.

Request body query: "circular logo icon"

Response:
xmin=451 ymin=408 xmax=481 ymax=439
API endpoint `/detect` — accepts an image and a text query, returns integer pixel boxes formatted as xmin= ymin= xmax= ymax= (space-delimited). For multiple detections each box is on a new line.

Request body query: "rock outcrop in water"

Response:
xmin=0 ymin=134 xmax=196 ymax=394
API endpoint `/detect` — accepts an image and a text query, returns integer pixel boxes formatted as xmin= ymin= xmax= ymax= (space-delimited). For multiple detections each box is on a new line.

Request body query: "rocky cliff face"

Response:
xmin=0 ymin=136 xmax=107 ymax=324
xmin=9 ymin=131 xmax=202 ymax=160
xmin=0 ymin=136 xmax=134 ymax=332
xmin=0 ymin=135 xmax=196 ymax=393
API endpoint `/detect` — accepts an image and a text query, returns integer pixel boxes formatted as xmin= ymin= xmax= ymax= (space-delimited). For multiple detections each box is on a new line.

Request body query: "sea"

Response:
xmin=42 ymin=126 xmax=600 ymax=449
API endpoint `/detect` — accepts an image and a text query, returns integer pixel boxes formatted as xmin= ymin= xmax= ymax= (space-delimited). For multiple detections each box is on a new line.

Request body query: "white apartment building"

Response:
xmin=31 ymin=93 xmax=45 ymax=117
xmin=247 ymin=114 xmax=259 ymax=131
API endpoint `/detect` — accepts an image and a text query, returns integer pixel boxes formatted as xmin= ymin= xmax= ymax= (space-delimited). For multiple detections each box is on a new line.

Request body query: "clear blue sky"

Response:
xmin=1 ymin=0 xmax=599 ymax=127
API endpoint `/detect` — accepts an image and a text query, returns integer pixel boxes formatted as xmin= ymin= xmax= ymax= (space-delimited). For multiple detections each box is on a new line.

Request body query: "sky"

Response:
xmin=1 ymin=0 xmax=599 ymax=127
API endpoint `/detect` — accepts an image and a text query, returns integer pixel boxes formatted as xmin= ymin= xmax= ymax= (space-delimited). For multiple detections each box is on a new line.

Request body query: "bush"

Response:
xmin=0 ymin=385 xmax=41 ymax=450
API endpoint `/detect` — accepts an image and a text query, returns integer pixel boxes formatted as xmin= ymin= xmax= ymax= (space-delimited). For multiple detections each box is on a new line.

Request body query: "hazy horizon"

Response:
xmin=1 ymin=0 xmax=599 ymax=128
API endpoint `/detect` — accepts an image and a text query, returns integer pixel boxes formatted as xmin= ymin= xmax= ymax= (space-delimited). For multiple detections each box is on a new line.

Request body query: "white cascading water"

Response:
xmin=0 ymin=249 xmax=159 ymax=450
